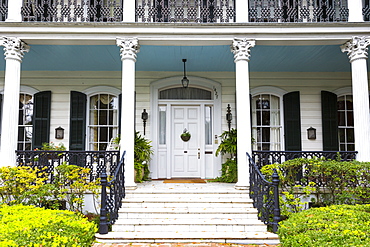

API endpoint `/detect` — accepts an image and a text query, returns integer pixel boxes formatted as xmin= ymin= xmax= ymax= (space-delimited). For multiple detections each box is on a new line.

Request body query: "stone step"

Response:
xmin=114 ymin=218 xmax=264 ymax=225
xmin=96 ymin=231 xmax=279 ymax=243
xmin=118 ymin=207 xmax=258 ymax=214
xmin=120 ymin=202 xmax=254 ymax=208
xmin=120 ymin=213 xmax=258 ymax=219
xmin=113 ymin=224 xmax=267 ymax=233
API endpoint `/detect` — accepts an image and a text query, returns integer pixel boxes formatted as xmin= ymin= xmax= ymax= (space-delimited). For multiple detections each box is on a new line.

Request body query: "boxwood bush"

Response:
xmin=0 ymin=204 xmax=97 ymax=246
xmin=278 ymin=204 xmax=370 ymax=247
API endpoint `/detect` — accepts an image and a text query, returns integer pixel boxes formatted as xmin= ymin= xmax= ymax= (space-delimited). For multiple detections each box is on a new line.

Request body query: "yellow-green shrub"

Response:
xmin=0 ymin=204 xmax=97 ymax=247
xmin=278 ymin=204 xmax=370 ymax=247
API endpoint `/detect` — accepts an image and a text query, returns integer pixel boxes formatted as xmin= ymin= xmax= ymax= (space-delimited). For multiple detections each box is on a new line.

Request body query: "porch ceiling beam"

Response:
xmin=0 ymin=23 xmax=369 ymax=46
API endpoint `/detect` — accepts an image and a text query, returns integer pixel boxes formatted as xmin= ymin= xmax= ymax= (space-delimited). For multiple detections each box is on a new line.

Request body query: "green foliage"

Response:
xmin=213 ymin=158 xmax=237 ymax=183
xmin=181 ymin=129 xmax=191 ymax=137
xmin=214 ymin=129 xmax=237 ymax=183
xmin=134 ymin=131 xmax=153 ymax=183
xmin=261 ymin=158 xmax=370 ymax=217
xmin=0 ymin=204 xmax=97 ymax=247
xmin=54 ymin=164 xmax=100 ymax=213
xmin=39 ymin=142 xmax=66 ymax=151
xmin=278 ymin=204 xmax=370 ymax=247
xmin=215 ymin=128 xmax=237 ymax=159
xmin=0 ymin=166 xmax=52 ymax=206
xmin=0 ymin=164 xmax=100 ymax=214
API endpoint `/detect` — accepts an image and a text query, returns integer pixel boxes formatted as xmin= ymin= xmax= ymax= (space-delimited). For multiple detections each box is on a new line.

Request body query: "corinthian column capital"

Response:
xmin=231 ymin=38 xmax=255 ymax=62
xmin=341 ymin=36 xmax=370 ymax=63
xmin=1 ymin=37 xmax=30 ymax=62
xmin=116 ymin=38 xmax=140 ymax=62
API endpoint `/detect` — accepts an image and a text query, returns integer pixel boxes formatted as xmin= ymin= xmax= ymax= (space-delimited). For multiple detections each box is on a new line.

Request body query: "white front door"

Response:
xmin=171 ymin=105 xmax=201 ymax=177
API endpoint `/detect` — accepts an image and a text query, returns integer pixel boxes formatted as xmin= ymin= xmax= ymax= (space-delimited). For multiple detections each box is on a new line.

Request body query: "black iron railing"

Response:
xmin=21 ymin=0 xmax=123 ymax=22
xmin=252 ymin=150 xmax=357 ymax=169
xmin=136 ymin=0 xmax=235 ymax=23
xmin=249 ymin=0 xmax=349 ymax=22
xmin=248 ymin=152 xmax=280 ymax=233
xmin=16 ymin=150 xmax=120 ymax=182
xmin=99 ymin=151 xmax=125 ymax=234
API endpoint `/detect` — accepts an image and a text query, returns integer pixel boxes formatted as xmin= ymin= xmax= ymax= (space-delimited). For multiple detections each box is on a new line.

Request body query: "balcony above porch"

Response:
xmin=1 ymin=0 xmax=368 ymax=24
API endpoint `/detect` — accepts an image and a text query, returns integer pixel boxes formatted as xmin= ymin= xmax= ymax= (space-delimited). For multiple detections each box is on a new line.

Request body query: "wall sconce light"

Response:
xmin=181 ymin=59 xmax=189 ymax=88
xmin=226 ymin=104 xmax=232 ymax=131
xmin=141 ymin=109 xmax=148 ymax=135
xmin=55 ymin=126 xmax=64 ymax=139
xmin=307 ymin=127 xmax=316 ymax=140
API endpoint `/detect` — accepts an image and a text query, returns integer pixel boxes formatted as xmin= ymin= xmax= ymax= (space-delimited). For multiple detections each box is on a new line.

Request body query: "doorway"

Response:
xmin=150 ymin=77 xmax=222 ymax=179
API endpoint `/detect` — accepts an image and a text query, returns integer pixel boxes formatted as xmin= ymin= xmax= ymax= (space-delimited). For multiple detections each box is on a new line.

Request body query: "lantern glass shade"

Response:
xmin=307 ymin=127 xmax=316 ymax=140
xmin=55 ymin=126 xmax=64 ymax=139
xmin=181 ymin=77 xmax=189 ymax=88
xmin=142 ymin=109 xmax=148 ymax=120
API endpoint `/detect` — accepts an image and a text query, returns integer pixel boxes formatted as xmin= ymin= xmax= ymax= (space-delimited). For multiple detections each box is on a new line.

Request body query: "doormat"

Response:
xmin=163 ymin=179 xmax=207 ymax=183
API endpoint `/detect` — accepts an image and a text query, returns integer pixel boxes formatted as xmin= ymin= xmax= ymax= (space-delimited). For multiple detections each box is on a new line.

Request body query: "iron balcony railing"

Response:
xmin=4 ymin=0 xmax=370 ymax=23
xmin=16 ymin=150 xmax=120 ymax=182
xmin=249 ymin=0 xmax=349 ymax=22
xmin=248 ymin=152 xmax=281 ymax=233
xmin=99 ymin=151 xmax=125 ymax=234
xmin=252 ymin=150 xmax=357 ymax=169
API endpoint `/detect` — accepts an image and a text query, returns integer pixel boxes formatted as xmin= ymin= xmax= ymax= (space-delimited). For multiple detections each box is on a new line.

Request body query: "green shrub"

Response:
xmin=214 ymin=129 xmax=237 ymax=183
xmin=0 ymin=204 xmax=97 ymax=247
xmin=278 ymin=204 xmax=370 ymax=247
xmin=261 ymin=158 xmax=370 ymax=216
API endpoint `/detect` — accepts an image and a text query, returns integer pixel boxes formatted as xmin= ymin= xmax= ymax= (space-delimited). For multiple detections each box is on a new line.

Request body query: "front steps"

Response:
xmin=95 ymin=181 xmax=279 ymax=245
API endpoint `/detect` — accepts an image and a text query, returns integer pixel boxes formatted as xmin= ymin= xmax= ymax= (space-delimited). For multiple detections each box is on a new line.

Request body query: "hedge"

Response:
xmin=278 ymin=204 xmax=370 ymax=247
xmin=0 ymin=204 xmax=97 ymax=247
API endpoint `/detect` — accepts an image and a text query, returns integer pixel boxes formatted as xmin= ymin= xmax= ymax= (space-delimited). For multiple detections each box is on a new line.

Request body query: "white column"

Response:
xmin=235 ymin=0 xmax=249 ymax=23
xmin=122 ymin=0 xmax=136 ymax=22
xmin=341 ymin=37 xmax=370 ymax=161
xmin=117 ymin=38 xmax=140 ymax=188
xmin=348 ymin=0 xmax=364 ymax=22
xmin=231 ymin=38 xmax=255 ymax=189
xmin=0 ymin=37 xmax=29 ymax=166
xmin=6 ymin=0 xmax=23 ymax=22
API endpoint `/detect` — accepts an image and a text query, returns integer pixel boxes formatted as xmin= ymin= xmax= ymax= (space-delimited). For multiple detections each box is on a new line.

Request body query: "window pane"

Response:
xmin=338 ymin=128 xmax=345 ymax=142
xmin=252 ymin=94 xmax=281 ymax=151
xmin=18 ymin=93 xmax=33 ymax=151
xmin=205 ymin=106 xmax=212 ymax=145
xmin=346 ymin=95 xmax=353 ymax=110
xmin=347 ymin=128 xmax=355 ymax=142
xmin=347 ymin=111 xmax=354 ymax=126
xmin=338 ymin=112 xmax=345 ymax=126
xmin=88 ymin=94 xmax=118 ymax=151
xmin=159 ymin=106 xmax=166 ymax=145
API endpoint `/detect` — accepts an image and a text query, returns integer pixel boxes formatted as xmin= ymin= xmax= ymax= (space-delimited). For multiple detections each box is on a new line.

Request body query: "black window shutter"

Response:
xmin=0 ymin=94 xmax=2 ymax=134
xmin=284 ymin=91 xmax=302 ymax=151
xmin=118 ymin=93 xmax=121 ymax=136
xmin=32 ymin=91 xmax=51 ymax=149
xmin=321 ymin=91 xmax=339 ymax=151
xmin=70 ymin=91 xmax=86 ymax=151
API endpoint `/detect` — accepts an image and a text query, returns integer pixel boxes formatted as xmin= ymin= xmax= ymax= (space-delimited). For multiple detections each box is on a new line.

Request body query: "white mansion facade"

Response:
xmin=0 ymin=0 xmax=370 ymax=188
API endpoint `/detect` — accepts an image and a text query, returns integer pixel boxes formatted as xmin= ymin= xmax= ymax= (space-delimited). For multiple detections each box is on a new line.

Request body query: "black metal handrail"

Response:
xmin=252 ymin=151 xmax=357 ymax=169
xmin=248 ymin=152 xmax=280 ymax=233
xmin=16 ymin=150 xmax=120 ymax=182
xmin=99 ymin=151 xmax=126 ymax=234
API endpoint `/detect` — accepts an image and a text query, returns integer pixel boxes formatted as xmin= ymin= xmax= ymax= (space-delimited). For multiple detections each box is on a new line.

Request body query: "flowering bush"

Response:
xmin=0 ymin=166 xmax=53 ymax=206
xmin=278 ymin=204 xmax=370 ymax=247
xmin=0 ymin=204 xmax=97 ymax=247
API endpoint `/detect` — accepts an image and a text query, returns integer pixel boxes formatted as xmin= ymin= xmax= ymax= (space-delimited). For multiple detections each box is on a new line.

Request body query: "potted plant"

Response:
xmin=180 ymin=128 xmax=191 ymax=142
xmin=134 ymin=132 xmax=153 ymax=182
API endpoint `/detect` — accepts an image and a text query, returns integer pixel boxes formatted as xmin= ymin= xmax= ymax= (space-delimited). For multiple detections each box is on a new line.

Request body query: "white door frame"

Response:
xmin=150 ymin=76 xmax=222 ymax=179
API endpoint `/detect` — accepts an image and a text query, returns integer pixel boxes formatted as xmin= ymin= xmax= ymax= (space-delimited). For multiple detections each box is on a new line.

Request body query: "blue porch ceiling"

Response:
xmin=0 ymin=45 xmax=355 ymax=72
